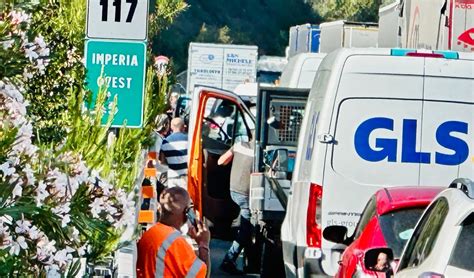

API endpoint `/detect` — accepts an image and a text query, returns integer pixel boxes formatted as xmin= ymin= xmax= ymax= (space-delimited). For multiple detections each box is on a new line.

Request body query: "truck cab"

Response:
xmin=186 ymin=85 xmax=309 ymax=274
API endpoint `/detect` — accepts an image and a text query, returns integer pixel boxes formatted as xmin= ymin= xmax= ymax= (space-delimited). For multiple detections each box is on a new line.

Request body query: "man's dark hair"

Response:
xmin=158 ymin=187 xmax=189 ymax=221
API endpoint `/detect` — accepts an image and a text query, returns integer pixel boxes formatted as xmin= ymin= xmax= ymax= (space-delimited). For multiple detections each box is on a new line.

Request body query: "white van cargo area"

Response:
xmin=281 ymin=48 xmax=474 ymax=277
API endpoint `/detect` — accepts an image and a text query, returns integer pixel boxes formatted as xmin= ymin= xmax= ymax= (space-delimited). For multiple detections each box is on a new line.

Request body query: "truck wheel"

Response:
xmin=243 ymin=227 xmax=264 ymax=273
xmin=261 ymin=237 xmax=285 ymax=278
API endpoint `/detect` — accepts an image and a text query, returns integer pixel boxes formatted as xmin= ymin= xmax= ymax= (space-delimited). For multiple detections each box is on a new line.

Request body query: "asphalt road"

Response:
xmin=210 ymin=239 xmax=260 ymax=277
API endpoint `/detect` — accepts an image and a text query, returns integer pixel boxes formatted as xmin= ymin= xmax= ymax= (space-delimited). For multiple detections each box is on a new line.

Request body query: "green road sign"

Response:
xmin=85 ymin=39 xmax=146 ymax=128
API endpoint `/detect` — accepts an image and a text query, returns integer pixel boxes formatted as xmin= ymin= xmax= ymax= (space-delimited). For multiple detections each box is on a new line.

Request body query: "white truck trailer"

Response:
xmin=319 ymin=20 xmax=379 ymax=53
xmin=288 ymin=24 xmax=321 ymax=57
xmin=399 ymin=0 xmax=474 ymax=52
xmin=186 ymin=43 xmax=258 ymax=93
xmin=378 ymin=1 xmax=400 ymax=47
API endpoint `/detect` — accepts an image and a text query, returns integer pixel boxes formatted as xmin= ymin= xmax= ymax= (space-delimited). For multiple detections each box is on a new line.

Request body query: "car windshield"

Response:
xmin=449 ymin=213 xmax=474 ymax=271
xmin=379 ymin=208 xmax=425 ymax=257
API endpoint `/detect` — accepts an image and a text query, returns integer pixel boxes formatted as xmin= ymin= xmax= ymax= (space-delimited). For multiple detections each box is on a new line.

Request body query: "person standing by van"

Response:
xmin=150 ymin=114 xmax=170 ymax=195
xmin=136 ymin=187 xmax=210 ymax=277
xmin=218 ymin=138 xmax=254 ymax=274
xmin=161 ymin=118 xmax=188 ymax=189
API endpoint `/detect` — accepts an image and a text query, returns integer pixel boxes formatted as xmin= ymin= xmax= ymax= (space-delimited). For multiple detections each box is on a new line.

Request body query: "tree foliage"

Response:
xmin=154 ymin=0 xmax=320 ymax=72
xmin=309 ymin=0 xmax=381 ymax=22
xmin=0 ymin=0 xmax=186 ymax=274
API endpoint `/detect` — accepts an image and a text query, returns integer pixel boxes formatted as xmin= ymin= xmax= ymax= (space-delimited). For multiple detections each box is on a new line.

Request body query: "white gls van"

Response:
xmin=281 ymin=48 xmax=474 ymax=277
xmin=279 ymin=53 xmax=326 ymax=89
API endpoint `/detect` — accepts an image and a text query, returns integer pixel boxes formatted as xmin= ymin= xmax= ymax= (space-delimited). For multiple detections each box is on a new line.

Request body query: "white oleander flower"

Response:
xmin=9 ymin=10 xmax=30 ymax=25
xmin=36 ymin=59 xmax=47 ymax=74
xmin=90 ymin=198 xmax=104 ymax=218
xmin=71 ymin=227 xmax=80 ymax=242
xmin=0 ymin=162 xmax=15 ymax=176
xmin=23 ymin=163 xmax=36 ymax=186
xmin=2 ymin=39 xmax=14 ymax=50
xmin=39 ymin=47 xmax=50 ymax=57
xmin=77 ymin=246 xmax=86 ymax=256
xmin=53 ymin=248 xmax=73 ymax=267
xmin=10 ymin=235 xmax=28 ymax=255
xmin=28 ymin=225 xmax=41 ymax=240
xmin=36 ymin=237 xmax=56 ymax=262
xmin=48 ymin=168 xmax=68 ymax=198
xmin=23 ymin=68 xmax=34 ymax=80
xmin=60 ymin=214 xmax=71 ymax=228
xmin=15 ymin=220 xmax=31 ymax=234
xmin=24 ymin=45 xmax=39 ymax=61
xmin=12 ymin=183 xmax=23 ymax=199
xmin=34 ymin=36 xmax=47 ymax=49
xmin=36 ymin=181 xmax=49 ymax=206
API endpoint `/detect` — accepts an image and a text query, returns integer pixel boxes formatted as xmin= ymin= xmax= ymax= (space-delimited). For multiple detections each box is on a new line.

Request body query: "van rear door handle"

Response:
xmin=318 ymin=133 xmax=334 ymax=144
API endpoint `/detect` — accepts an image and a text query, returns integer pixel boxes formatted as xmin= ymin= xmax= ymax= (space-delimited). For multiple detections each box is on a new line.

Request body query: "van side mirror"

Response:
xmin=270 ymin=149 xmax=288 ymax=172
xmin=323 ymin=225 xmax=349 ymax=244
xmin=364 ymin=248 xmax=394 ymax=273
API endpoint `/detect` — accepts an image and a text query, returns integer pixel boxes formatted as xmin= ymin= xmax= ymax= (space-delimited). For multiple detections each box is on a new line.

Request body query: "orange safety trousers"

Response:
xmin=137 ymin=223 xmax=207 ymax=278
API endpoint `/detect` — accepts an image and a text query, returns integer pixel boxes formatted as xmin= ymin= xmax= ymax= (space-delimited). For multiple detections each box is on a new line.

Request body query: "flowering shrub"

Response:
xmin=1 ymin=82 xmax=136 ymax=275
xmin=0 ymin=0 xmax=182 ymax=274
xmin=0 ymin=18 xmax=137 ymax=272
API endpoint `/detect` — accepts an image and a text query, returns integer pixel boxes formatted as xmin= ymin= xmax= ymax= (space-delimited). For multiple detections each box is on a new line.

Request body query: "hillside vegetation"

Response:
xmin=154 ymin=0 xmax=382 ymax=71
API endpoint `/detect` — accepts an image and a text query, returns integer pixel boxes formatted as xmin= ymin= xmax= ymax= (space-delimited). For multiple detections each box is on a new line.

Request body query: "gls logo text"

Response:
xmin=354 ymin=118 xmax=470 ymax=166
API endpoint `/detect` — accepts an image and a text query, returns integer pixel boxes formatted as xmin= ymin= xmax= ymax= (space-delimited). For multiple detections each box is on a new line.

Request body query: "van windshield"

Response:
xmin=379 ymin=208 xmax=425 ymax=257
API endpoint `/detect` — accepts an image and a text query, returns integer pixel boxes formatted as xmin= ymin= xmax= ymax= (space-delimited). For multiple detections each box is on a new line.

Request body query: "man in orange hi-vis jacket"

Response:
xmin=137 ymin=187 xmax=210 ymax=278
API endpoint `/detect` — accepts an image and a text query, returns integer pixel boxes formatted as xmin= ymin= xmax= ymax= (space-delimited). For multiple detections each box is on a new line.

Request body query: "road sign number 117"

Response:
xmin=99 ymin=0 xmax=137 ymax=22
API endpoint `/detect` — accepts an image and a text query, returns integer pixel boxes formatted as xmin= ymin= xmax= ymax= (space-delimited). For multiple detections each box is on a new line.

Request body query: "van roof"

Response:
xmin=317 ymin=48 xmax=474 ymax=73
xmin=376 ymin=186 xmax=445 ymax=216
xmin=280 ymin=53 xmax=326 ymax=88
xmin=327 ymin=48 xmax=474 ymax=61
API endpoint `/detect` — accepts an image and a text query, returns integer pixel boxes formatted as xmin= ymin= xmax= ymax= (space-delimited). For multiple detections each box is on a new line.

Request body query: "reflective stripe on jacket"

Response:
xmin=137 ymin=223 xmax=206 ymax=278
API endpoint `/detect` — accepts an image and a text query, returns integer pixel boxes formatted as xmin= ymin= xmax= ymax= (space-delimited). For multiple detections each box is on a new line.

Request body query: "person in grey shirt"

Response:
xmin=217 ymin=138 xmax=254 ymax=274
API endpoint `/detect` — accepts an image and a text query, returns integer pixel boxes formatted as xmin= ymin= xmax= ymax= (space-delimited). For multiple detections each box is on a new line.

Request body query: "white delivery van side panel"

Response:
xmin=320 ymin=54 xmax=425 ymax=275
xmin=292 ymin=51 xmax=344 ymax=183
xmin=282 ymin=52 xmax=343 ymax=276
xmin=293 ymin=52 xmax=349 ymax=249
xmin=419 ymin=57 xmax=474 ymax=185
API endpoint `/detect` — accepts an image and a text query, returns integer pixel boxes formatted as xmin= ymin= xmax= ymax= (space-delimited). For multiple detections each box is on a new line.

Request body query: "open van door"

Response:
xmin=188 ymin=86 xmax=255 ymax=237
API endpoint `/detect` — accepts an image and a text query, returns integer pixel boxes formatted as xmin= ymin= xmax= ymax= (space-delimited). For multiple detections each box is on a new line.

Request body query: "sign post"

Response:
xmin=85 ymin=0 xmax=148 ymax=128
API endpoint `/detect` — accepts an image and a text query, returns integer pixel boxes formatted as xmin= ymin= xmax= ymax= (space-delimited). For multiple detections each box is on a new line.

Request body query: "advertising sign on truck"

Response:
xmin=187 ymin=43 xmax=258 ymax=93
xmin=400 ymin=0 xmax=474 ymax=52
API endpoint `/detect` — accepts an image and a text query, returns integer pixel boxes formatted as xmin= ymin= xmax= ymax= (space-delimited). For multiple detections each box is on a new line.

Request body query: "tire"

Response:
xmin=243 ymin=227 xmax=264 ymax=273
xmin=260 ymin=227 xmax=285 ymax=278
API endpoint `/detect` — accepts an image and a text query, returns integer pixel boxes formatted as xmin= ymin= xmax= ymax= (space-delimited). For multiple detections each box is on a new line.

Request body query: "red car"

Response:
xmin=324 ymin=186 xmax=444 ymax=278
